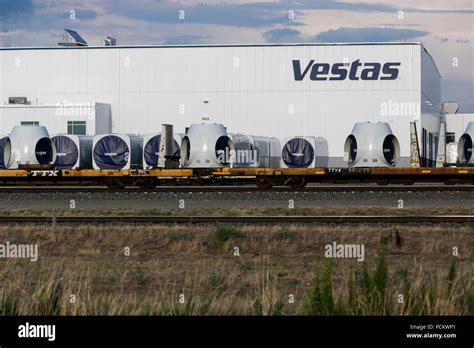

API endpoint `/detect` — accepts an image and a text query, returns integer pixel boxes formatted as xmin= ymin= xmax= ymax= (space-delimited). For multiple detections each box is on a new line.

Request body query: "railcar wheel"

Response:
xmin=287 ymin=176 xmax=307 ymax=189
xmin=106 ymin=179 xmax=125 ymax=190
xmin=106 ymin=183 xmax=125 ymax=190
xmin=139 ymin=178 xmax=157 ymax=189
xmin=191 ymin=178 xmax=204 ymax=186
xmin=255 ymin=176 xmax=273 ymax=189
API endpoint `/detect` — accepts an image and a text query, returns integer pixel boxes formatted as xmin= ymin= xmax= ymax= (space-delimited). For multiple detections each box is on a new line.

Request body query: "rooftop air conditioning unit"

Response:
xmin=52 ymin=134 xmax=93 ymax=169
xmin=181 ymin=123 xmax=234 ymax=168
xmin=8 ymin=97 xmax=28 ymax=105
xmin=4 ymin=126 xmax=56 ymax=169
xmin=344 ymin=122 xmax=400 ymax=167
xmin=281 ymin=136 xmax=329 ymax=168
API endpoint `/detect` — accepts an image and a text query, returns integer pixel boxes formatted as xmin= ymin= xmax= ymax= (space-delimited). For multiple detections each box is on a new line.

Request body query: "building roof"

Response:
xmin=0 ymin=41 xmax=424 ymax=51
xmin=0 ymin=41 xmax=440 ymax=77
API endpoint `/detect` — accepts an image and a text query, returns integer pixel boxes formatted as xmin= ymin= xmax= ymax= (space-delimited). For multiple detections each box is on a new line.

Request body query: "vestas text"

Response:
xmin=293 ymin=59 xmax=401 ymax=81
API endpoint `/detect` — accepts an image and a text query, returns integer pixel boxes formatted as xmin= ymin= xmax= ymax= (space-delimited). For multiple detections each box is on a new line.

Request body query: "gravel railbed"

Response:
xmin=0 ymin=191 xmax=473 ymax=209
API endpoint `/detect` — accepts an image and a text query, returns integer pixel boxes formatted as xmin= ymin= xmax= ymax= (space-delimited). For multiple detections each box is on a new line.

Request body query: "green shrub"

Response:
xmin=304 ymin=260 xmax=335 ymax=315
xmin=210 ymin=226 xmax=242 ymax=248
xmin=168 ymin=231 xmax=191 ymax=241
xmin=275 ymin=229 xmax=292 ymax=240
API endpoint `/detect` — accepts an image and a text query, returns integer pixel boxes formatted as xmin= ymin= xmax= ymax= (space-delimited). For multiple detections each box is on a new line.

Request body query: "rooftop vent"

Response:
xmin=103 ymin=36 xmax=117 ymax=46
xmin=441 ymin=101 xmax=459 ymax=115
xmin=8 ymin=97 xmax=28 ymax=105
xmin=58 ymin=29 xmax=88 ymax=47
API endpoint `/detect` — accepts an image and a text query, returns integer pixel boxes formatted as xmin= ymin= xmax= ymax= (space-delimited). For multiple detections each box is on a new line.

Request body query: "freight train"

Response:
xmin=0 ymin=121 xmax=473 ymax=189
xmin=0 ymin=121 xmax=403 ymax=171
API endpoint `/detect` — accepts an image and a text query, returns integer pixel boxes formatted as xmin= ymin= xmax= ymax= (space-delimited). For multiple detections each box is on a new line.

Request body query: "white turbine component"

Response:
xmin=92 ymin=134 xmax=131 ymax=170
xmin=344 ymin=122 xmax=400 ymax=167
xmin=142 ymin=133 xmax=183 ymax=169
xmin=281 ymin=136 xmax=329 ymax=168
xmin=447 ymin=142 xmax=459 ymax=164
xmin=0 ymin=135 xmax=8 ymax=169
xmin=52 ymin=134 xmax=94 ymax=169
xmin=230 ymin=134 xmax=280 ymax=168
xmin=181 ymin=123 xmax=234 ymax=168
xmin=229 ymin=134 xmax=255 ymax=167
xmin=4 ymin=126 xmax=56 ymax=169
xmin=253 ymin=136 xmax=281 ymax=168
xmin=457 ymin=122 xmax=474 ymax=164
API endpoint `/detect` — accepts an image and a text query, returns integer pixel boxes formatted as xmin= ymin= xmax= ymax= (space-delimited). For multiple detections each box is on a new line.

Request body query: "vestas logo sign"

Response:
xmin=292 ymin=59 xmax=401 ymax=81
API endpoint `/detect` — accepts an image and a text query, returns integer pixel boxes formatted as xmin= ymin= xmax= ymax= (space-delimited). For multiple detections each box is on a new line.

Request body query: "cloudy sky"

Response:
xmin=1 ymin=0 xmax=473 ymax=111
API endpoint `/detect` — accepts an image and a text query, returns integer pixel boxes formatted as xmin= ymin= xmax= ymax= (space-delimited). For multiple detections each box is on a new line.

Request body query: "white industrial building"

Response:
xmin=0 ymin=102 xmax=111 ymax=135
xmin=0 ymin=41 xmax=467 ymax=167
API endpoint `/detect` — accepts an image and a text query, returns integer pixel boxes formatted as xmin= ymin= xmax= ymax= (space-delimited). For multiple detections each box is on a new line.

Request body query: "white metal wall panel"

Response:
xmin=421 ymin=47 xmax=442 ymax=110
xmin=0 ymin=43 xmax=441 ymax=165
xmin=0 ymin=103 xmax=106 ymax=135
xmin=445 ymin=114 xmax=474 ymax=141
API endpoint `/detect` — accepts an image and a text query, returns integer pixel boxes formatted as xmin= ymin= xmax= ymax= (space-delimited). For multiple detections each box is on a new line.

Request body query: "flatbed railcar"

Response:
xmin=0 ymin=167 xmax=473 ymax=189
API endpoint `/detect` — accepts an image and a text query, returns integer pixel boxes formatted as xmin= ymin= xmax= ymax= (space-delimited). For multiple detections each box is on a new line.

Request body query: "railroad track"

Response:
xmin=1 ymin=185 xmax=474 ymax=193
xmin=1 ymin=215 xmax=473 ymax=224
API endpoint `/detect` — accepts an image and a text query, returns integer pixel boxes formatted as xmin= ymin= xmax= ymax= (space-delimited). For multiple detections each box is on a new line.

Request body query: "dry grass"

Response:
xmin=0 ymin=222 xmax=472 ymax=315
